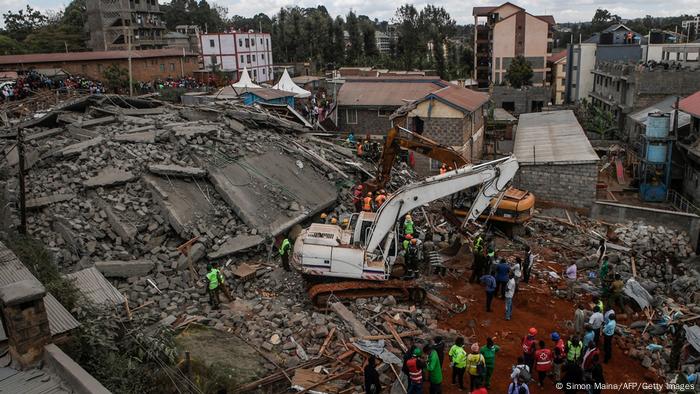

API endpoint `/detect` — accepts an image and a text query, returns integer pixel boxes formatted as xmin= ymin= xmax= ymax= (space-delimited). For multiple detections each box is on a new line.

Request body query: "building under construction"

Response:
xmin=86 ymin=0 xmax=166 ymax=51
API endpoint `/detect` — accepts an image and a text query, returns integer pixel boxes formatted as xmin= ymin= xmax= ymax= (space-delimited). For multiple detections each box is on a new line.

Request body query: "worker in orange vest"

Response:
xmin=375 ymin=189 xmax=387 ymax=207
xmin=363 ymin=192 xmax=374 ymax=212
xmin=357 ymin=142 xmax=364 ymax=157
xmin=440 ymin=164 xmax=447 ymax=175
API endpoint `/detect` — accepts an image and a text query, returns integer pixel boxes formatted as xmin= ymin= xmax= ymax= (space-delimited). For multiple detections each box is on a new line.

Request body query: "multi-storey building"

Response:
xmin=548 ymin=50 xmax=567 ymax=105
xmin=86 ymin=0 xmax=166 ymax=51
xmin=472 ymin=2 xmax=554 ymax=89
xmin=199 ymin=31 xmax=273 ymax=83
xmin=375 ymin=31 xmax=392 ymax=54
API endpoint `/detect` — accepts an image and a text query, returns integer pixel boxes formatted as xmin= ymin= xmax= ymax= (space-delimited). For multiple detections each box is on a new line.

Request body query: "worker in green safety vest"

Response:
xmin=403 ymin=214 xmax=414 ymax=236
xmin=206 ymin=262 xmax=221 ymax=308
xmin=279 ymin=237 xmax=292 ymax=272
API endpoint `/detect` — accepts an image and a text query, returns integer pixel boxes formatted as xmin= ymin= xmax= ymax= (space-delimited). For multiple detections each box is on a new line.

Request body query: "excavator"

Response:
xmin=292 ymin=156 xmax=520 ymax=305
xmin=365 ymin=126 xmax=535 ymax=224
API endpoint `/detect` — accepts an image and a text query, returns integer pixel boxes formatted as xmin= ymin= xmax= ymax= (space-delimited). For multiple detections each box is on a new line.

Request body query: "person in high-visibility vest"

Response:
xmin=206 ymin=263 xmax=221 ymax=308
xmin=362 ymin=192 xmax=374 ymax=212
xmin=374 ymin=190 xmax=387 ymax=207
xmin=403 ymin=234 xmax=413 ymax=251
xmin=279 ymin=237 xmax=291 ymax=272
xmin=566 ymin=336 xmax=583 ymax=364
xmin=403 ymin=347 xmax=426 ymax=393
xmin=470 ymin=235 xmax=485 ymax=283
xmin=449 ymin=337 xmax=467 ymax=390
xmin=403 ymin=214 xmax=414 ymax=236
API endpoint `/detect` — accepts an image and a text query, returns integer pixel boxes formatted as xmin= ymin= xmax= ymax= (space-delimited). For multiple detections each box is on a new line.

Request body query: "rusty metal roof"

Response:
xmin=427 ymin=85 xmax=489 ymax=113
xmin=337 ymin=79 xmax=447 ymax=107
xmin=0 ymin=241 xmax=79 ymax=339
xmin=680 ymin=91 xmax=700 ymax=118
xmin=0 ymin=48 xmax=197 ymax=65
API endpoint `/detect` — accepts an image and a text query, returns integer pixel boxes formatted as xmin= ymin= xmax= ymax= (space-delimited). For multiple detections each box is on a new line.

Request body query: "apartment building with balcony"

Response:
xmin=87 ymin=0 xmax=166 ymax=51
xmin=200 ymin=31 xmax=274 ymax=83
xmin=472 ymin=2 xmax=554 ymax=89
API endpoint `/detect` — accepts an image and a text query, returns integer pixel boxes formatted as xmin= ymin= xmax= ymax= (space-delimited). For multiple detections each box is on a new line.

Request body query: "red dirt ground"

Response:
xmin=434 ymin=260 xmax=653 ymax=393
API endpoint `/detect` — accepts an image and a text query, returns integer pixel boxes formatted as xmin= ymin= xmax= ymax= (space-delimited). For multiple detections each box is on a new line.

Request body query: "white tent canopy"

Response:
xmin=231 ymin=67 xmax=261 ymax=89
xmin=273 ymin=69 xmax=311 ymax=98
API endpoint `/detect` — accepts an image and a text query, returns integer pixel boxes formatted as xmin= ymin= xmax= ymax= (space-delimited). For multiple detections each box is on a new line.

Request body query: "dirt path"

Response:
xmin=435 ymin=276 xmax=652 ymax=393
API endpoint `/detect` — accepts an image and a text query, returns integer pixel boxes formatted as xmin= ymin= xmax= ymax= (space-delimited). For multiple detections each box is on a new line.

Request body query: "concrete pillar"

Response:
xmin=0 ymin=279 xmax=51 ymax=368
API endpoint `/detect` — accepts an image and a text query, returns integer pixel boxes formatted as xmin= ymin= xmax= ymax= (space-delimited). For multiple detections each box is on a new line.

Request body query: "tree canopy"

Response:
xmin=504 ymin=56 xmax=533 ymax=88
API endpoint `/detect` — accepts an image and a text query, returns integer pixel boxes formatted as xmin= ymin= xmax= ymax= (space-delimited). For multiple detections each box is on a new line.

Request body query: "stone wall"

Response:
xmin=492 ymin=86 xmax=552 ymax=115
xmin=337 ymin=107 xmax=394 ymax=135
xmin=514 ymin=162 xmax=598 ymax=208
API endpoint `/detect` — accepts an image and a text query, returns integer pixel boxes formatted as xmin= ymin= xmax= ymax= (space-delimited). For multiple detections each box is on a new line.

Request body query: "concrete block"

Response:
xmin=26 ymin=193 xmax=76 ymax=210
xmin=113 ymin=130 xmax=158 ymax=144
xmin=57 ymin=137 xmax=104 ymax=157
xmin=148 ymin=164 xmax=207 ymax=178
xmin=0 ymin=279 xmax=46 ymax=306
xmin=83 ymin=167 xmax=137 ymax=188
xmin=207 ymin=235 xmax=265 ymax=260
xmin=95 ymin=260 xmax=155 ymax=278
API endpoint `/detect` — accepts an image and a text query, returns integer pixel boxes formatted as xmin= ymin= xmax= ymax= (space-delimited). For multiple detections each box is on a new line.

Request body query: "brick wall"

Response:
xmin=413 ymin=117 xmax=464 ymax=176
xmin=492 ymin=86 xmax=552 ymax=115
xmin=337 ymin=107 xmax=395 ymax=135
xmin=0 ymin=56 xmax=199 ymax=82
xmin=1 ymin=297 xmax=51 ymax=367
xmin=514 ymin=163 xmax=598 ymax=208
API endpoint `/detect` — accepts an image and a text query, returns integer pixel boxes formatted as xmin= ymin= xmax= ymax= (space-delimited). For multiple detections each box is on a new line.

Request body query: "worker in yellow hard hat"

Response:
xmin=330 ymin=217 xmax=338 ymax=225
xmin=341 ymin=217 xmax=350 ymax=229
xmin=319 ymin=213 xmax=328 ymax=223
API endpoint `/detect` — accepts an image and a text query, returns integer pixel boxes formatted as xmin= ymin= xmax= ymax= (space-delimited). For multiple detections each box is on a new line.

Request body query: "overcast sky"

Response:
xmin=15 ymin=0 xmax=700 ymax=25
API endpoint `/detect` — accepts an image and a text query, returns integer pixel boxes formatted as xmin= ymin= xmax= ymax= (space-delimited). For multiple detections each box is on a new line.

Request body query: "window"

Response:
xmin=260 ymin=38 xmax=263 ymax=44
xmin=160 ymin=64 xmax=165 ymax=71
xmin=261 ymin=54 xmax=265 ymax=60
xmin=240 ymin=55 xmax=244 ymax=63
xmin=245 ymin=38 xmax=249 ymax=48
xmin=253 ymin=69 xmax=257 ymax=78
xmin=502 ymin=101 xmax=515 ymax=111
xmin=209 ymin=39 xmax=215 ymax=48
xmin=251 ymin=39 xmax=255 ymax=46
xmin=170 ymin=63 xmax=175 ymax=71
xmin=252 ymin=54 xmax=256 ymax=62
xmin=263 ymin=68 xmax=266 ymax=75
xmin=239 ymin=39 xmax=243 ymax=47
xmin=211 ymin=56 xmax=217 ymax=64
xmin=246 ymin=54 xmax=250 ymax=63
xmin=346 ymin=109 xmax=358 ymax=124
xmin=377 ymin=109 xmax=392 ymax=117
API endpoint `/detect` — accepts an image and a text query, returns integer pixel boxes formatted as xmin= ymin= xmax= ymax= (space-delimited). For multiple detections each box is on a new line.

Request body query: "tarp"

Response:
xmin=352 ymin=339 xmax=403 ymax=365
xmin=273 ymin=69 xmax=311 ymax=98
xmin=624 ymin=278 xmax=654 ymax=309
xmin=231 ymin=67 xmax=261 ymax=89
xmin=684 ymin=325 xmax=700 ymax=353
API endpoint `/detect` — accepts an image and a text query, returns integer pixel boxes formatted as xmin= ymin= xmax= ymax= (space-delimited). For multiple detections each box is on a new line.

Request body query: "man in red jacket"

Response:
xmin=522 ymin=327 xmax=537 ymax=372
xmin=535 ymin=340 xmax=553 ymax=388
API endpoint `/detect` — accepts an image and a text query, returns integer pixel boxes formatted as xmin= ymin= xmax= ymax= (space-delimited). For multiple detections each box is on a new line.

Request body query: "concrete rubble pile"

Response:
xmin=0 ymin=94 xmax=437 ymax=391
xmin=528 ymin=211 xmax=700 ymax=382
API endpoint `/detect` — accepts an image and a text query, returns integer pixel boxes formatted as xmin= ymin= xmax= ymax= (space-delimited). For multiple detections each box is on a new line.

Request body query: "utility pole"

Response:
xmin=128 ymin=30 xmax=133 ymax=96
xmin=16 ymin=128 xmax=27 ymax=235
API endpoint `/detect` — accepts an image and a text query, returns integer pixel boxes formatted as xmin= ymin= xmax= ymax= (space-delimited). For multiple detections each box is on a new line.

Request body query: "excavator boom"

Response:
xmin=365 ymin=156 xmax=519 ymax=252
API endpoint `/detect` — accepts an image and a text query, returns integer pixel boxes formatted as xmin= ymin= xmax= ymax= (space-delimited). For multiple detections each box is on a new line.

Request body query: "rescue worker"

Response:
xmin=480 ymin=337 xmax=500 ymax=388
xmin=206 ymin=263 xmax=221 ymax=308
xmin=346 ymin=131 xmax=356 ymax=147
xmin=406 ymin=238 xmax=420 ymax=278
xmin=470 ymin=235 xmax=484 ymax=283
xmin=426 ymin=343 xmax=443 ymax=394
xmin=566 ymin=335 xmax=583 ymax=365
xmin=449 ymin=337 xmax=467 ymax=390
xmin=465 ymin=343 xmax=486 ymax=391
xmin=404 ymin=347 xmax=426 ymax=394
xmin=375 ymin=189 xmax=387 ymax=207
xmin=403 ymin=214 xmax=414 ymax=236
xmin=319 ymin=213 xmax=328 ymax=223
xmin=534 ymin=340 xmax=553 ymax=388
xmin=341 ymin=217 xmax=350 ymax=230
xmin=522 ymin=328 xmax=538 ymax=372
xmin=362 ymin=192 xmax=374 ymax=212
xmin=357 ymin=140 xmax=364 ymax=156
xmin=439 ymin=164 xmax=447 ymax=175
xmin=353 ymin=184 xmax=364 ymax=212
xmin=403 ymin=234 xmax=413 ymax=251
xmin=551 ymin=332 xmax=566 ymax=383
xmin=279 ymin=237 xmax=292 ymax=272
xmin=330 ymin=217 xmax=338 ymax=225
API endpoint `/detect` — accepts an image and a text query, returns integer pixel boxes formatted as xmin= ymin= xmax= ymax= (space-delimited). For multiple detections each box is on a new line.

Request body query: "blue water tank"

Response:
xmin=645 ymin=112 xmax=670 ymax=138
xmin=646 ymin=143 xmax=667 ymax=163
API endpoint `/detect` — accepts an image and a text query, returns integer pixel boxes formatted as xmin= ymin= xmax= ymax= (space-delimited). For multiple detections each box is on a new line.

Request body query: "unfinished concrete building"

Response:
xmin=86 ymin=0 xmax=166 ymax=51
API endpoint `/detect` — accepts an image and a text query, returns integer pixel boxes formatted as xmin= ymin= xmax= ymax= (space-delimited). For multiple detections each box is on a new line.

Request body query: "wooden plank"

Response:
xmin=295 ymin=368 xmax=355 ymax=394
xmin=631 ymin=257 xmax=637 ymax=278
xmin=318 ymin=327 xmax=336 ymax=356
xmin=386 ymin=321 xmax=407 ymax=353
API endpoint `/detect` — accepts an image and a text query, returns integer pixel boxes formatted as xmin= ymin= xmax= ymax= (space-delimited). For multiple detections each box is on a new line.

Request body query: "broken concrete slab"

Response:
xmin=94 ymin=260 xmax=155 ymax=278
xmin=57 ymin=137 xmax=104 ymax=157
xmin=112 ymin=130 xmax=158 ymax=144
xmin=26 ymin=193 xmax=76 ymax=209
xmin=92 ymin=194 xmax=137 ymax=244
xmin=143 ymin=174 xmax=216 ymax=238
xmin=52 ymin=217 xmax=85 ymax=255
xmin=208 ymin=149 xmax=337 ymax=236
xmin=329 ymin=301 xmax=370 ymax=337
xmin=171 ymin=124 xmax=218 ymax=138
xmin=77 ymin=115 xmax=116 ymax=128
xmin=148 ymin=164 xmax=207 ymax=178
xmin=25 ymin=127 xmax=64 ymax=142
xmin=4 ymin=145 xmax=39 ymax=169
xmin=67 ymin=124 xmax=99 ymax=140
xmin=83 ymin=167 xmax=137 ymax=188
xmin=179 ymin=107 xmax=221 ymax=122
xmin=176 ymin=242 xmax=206 ymax=270
xmin=208 ymin=235 xmax=264 ymax=260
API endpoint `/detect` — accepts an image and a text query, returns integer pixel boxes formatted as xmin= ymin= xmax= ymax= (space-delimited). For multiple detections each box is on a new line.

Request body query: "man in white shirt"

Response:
xmin=589 ymin=306 xmax=604 ymax=344
xmin=505 ymin=273 xmax=516 ymax=321
xmin=564 ymin=262 xmax=577 ymax=299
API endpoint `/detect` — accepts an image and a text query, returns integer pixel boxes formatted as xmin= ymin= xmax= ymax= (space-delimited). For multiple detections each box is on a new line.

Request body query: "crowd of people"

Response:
xmin=301 ymin=91 xmax=333 ymax=124
xmin=136 ymin=77 xmax=204 ymax=93
xmin=1 ymin=70 xmax=105 ymax=101
xmin=356 ymin=210 xmax=624 ymax=393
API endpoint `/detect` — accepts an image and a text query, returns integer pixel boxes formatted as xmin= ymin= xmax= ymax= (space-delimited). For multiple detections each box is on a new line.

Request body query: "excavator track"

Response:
xmin=307 ymin=279 xmax=426 ymax=308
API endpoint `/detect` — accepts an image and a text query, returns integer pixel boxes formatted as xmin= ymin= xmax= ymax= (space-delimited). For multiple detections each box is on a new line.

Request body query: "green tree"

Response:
xmin=393 ymin=4 xmax=422 ymax=69
xmin=591 ymin=8 xmax=621 ymax=32
xmin=345 ymin=11 xmax=362 ymax=64
xmin=361 ymin=20 xmax=378 ymax=59
xmin=0 ymin=35 xmax=24 ymax=55
xmin=2 ymin=5 xmax=48 ymax=41
xmin=504 ymin=56 xmax=533 ymax=88
xmin=103 ymin=64 xmax=129 ymax=93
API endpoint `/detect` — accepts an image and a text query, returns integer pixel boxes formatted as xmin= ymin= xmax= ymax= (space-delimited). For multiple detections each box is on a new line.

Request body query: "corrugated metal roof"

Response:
xmin=64 ymin=267 xmax=124 ymax=307
xmin=0 ymin=241 xmax=79 ymax=338
xmin=0 ymin=48 xmax=196 ymax=65
xmin=548 ymin=49 xmax=567 ymax=63
xmin=514 ymin=110 xmax=599 ymax=164
xmin=629 ymin=96 xmax=691 ymax=128
xmin=0 ymin=367 xmax=70 ymax=393
xmin=680 ymin=91 xmax=700 ymax=118
xmin=245 ymin=87 xmax=295 ymax=100
xmin=337 ymin=79 xmax=446 ymax=107
xmin=427 ymin=85 xmax=489 ymax=113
